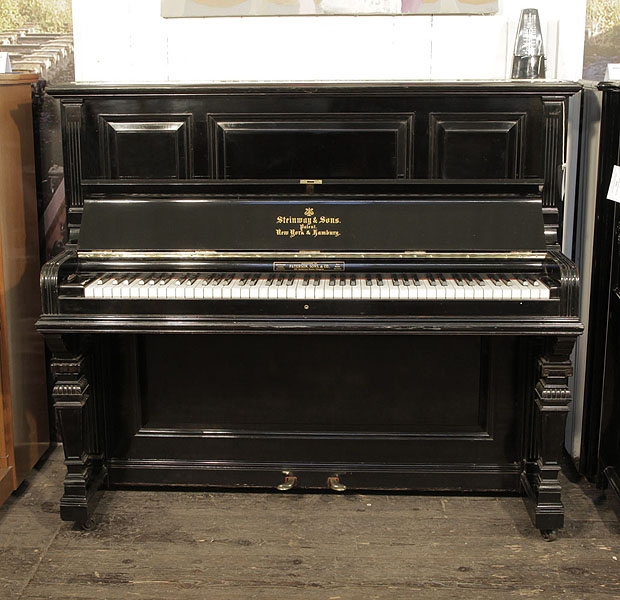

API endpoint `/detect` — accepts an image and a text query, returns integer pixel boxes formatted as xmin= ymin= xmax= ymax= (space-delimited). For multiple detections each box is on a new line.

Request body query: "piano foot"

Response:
xmin=521 ymin=335 xmax=577 ymax=535
xmin=541 ymin=529 xmax=558 ymax=542
xmin=47 ymin=334 xmax=107 ymax=525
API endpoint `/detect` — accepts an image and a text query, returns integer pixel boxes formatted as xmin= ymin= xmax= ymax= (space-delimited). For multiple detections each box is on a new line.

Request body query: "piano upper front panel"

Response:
xmin=98 ymin=113 xmax=193 ymax=179
xmin=428 ymin=112 xmax=526 ymax=179
xmin=208 ymin=113 xmax=414 ymax=179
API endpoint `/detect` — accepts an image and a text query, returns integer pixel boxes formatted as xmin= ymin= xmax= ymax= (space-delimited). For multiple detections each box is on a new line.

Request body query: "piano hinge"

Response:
xmin=300 ymin=179 xmax=322 ymax=193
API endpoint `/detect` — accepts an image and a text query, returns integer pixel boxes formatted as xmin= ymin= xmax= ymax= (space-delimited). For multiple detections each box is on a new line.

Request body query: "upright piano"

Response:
xmin=38 ymin=82 xmax=582 ymax=539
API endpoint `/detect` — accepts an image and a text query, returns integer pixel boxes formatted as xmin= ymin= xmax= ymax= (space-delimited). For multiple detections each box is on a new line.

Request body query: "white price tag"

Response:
xmin=608 ymin=165 xmax=620 ymax=203
xmin=605 ymin=63 xmax=620 ymax=80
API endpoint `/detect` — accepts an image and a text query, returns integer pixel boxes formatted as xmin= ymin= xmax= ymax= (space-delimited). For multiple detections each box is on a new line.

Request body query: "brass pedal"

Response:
xmin=276 ymin=472 xmax=297 ymax=491
xmin=327 ymin=476 xmax=346 ymax=492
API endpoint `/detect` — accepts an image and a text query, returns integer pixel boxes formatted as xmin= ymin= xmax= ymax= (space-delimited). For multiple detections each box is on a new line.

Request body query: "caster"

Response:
xmin=78 ymin=517 xmax=97 ymax=531
xmin=541 ymin=529 xmax=557 ymax=542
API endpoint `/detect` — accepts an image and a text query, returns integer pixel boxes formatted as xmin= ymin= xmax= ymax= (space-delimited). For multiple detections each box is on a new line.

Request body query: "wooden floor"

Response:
xmin=0 ymin=447 xmax=618 ymax=599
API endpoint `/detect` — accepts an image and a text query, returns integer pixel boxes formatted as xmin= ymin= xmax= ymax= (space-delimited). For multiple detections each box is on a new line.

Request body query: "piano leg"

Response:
xmin=521 ymin=336 xmax=576 ymax=540
xmin=47 ymin=334 xmax=106 ymax=526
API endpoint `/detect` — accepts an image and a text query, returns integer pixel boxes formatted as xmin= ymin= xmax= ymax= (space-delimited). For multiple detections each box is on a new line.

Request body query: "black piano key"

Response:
xmin=302 ymin=274 xmax=310 ymax=286
xmin=286 ymin=274 xmax=295 ymax=286
xmin=329 ymin=274 xmax=336 ymax=287
xmin=411 ymin=275 xmax=421 ymax=286
xmin=350 ymin=275 xmax=357 ymax=286
xmin=377 ymin=274 xmax=384 ymax=286
xmin=437 ymin=274 xmax=448 ymax=286
xmin=249 ymin=274 xmax=260 ymax=286
xmin=275 ymin=274 xmax=285 ymax=286
xmin=392 ymin=275 xmax=400 ymax=286
xmin=453 ymin=274 xmax=464 ymax=286
xmin=402 ymin=275 xmax=411 ymax=286
xmin=339 ymin=275 xmax=346 ymax=286
xmin=366 ymin=274 xmax=373 ymax=286
xmin=313 ymin=275 xmax=321 ymax=286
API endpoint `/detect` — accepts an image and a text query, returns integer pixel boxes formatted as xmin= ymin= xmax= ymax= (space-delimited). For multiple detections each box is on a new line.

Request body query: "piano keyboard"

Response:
xmin=82 ymin=273 xmax=551 ymax=301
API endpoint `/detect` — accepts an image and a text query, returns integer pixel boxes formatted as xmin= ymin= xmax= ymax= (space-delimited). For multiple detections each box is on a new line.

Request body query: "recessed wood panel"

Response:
xmin=99 ymin=114 xmax=193 ymax=179
xmin=429 ymin=112 xmax=526 ymax=179
xmin=133 ymin=335 xmax=490 ymax=434
xmin=208 ymin=113 xmax=414 ymax=179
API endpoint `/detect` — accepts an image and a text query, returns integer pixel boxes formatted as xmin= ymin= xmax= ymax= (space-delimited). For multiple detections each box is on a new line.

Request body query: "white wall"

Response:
xmin=72 ymin=0 xmax=586 ymax=82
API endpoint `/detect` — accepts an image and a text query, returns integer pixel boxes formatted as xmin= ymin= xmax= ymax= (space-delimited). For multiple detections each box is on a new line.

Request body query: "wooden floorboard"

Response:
xmin=0 ymin=446 xmax=618 ymax=599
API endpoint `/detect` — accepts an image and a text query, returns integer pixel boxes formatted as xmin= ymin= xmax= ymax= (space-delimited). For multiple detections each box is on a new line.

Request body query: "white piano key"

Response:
xmin=378 ymin=280 xmax=391 ymax=300
xmin=488 ymin=279 xmax=504 ymax=300
xmin=471 ymin=280 xmax=484 ymax=300
xmin=192 ymin=278 xmax=206 ymax=299
xmin=266 ymin=280 xmax=278 ymax=299
xmin=343 ymin=278 xmax=354 ymax=300
xmin=511 ymin=278 xmax=530 ymax=300
xmin=162 ymin=279 xmax=180 ymax=299
xmin=84 ymin=276 xmax=106 ymax=298
xmin=221 ymin=278 xmax=235 ymax=299
xmin=443 ymin=279 xmax=456 ymax=300
xmin=276 ymin=280 xmax=288 ymax=299
xmin=422 ymin=279 xmax=436 ymax=300
xmin=396 ymin=278 xmax=409 ymax=300
xmin=433 ymin=279 xmax=447 ymax=300
xmin=248 ymin=277 xmax=263 ymax=299
xmin=479 ymin=278 xmax=494 ymax=300
xmin=102 ymin=278 xmax=119 ymax=298
xmin=128 ymin=278 xmax=145 ymax=299
xmin=333 ymin=279 xmax=344 ymax=300
xmin=286 ymin=278 xmax=298 ymax=299
xmin=182 ymin=278 xmax=200 ymax=299
xmin=322 ymin=280 xmax=334 ymax=300
xmin=361 ymin=278 xmax=372 ymax=300
xmin=499 ymin=280 xmax=513 ymax=300
xmin=460 ymin=280 xmax=474 ymax=300
xmin=230 ymin=277 xmax=243 ymax=299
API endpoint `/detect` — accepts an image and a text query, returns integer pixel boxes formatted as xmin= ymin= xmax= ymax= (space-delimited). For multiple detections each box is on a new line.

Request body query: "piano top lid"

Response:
xmin=48 ymin=80 xmax=582 ymax=98
xmin=77 ymin=183 xmax=548 ymax=255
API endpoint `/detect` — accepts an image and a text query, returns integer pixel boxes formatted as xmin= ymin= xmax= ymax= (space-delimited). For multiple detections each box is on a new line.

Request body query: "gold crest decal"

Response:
xmin=304 ymin=207 xmax=315 ymax=217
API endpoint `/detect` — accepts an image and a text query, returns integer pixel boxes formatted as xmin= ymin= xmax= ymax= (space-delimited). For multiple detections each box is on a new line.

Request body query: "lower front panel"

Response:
xmin=100 ymin=334 xmax=529 ymax=491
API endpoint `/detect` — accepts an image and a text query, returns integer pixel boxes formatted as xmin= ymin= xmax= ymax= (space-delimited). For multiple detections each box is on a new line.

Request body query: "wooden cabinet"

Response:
xmin=0 ymin=73 xmax=49 ymax=507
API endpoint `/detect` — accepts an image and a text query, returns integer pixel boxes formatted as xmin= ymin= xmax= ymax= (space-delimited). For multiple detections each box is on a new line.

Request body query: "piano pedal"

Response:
xmin=327 ymin=476 xmax=347 ymax=492
xmin=276 ymin=472 xmax=297 ymax=491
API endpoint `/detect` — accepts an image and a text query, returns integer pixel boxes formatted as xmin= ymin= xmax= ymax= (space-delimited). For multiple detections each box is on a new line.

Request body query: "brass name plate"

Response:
xmin=273 ymin=262 xmax=345 ymax=272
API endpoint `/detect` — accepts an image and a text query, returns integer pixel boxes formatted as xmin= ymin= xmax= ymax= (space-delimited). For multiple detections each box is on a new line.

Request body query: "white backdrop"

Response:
xmin=72 ymin=0 xmax=586 ymax=82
